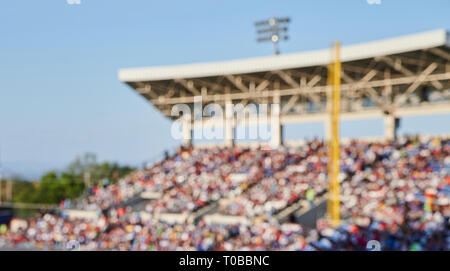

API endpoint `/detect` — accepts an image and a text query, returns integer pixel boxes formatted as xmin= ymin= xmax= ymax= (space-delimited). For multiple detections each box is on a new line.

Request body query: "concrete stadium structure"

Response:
xmin=119 ymin=29 xmax=450 ymax=147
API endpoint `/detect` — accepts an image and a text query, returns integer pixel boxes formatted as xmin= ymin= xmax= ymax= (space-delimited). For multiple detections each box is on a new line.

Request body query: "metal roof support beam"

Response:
xmin=341 ymin=69 xmax=385 ymax=108
xmin=136 ymin=84 xmax=159 ymax=99
xmin=224 ymin=98 xmax=234 ymax=147
xmin=393 ymin=55 xmax=438 ymax=67
xmin=225 ymin=75 xmax=249 ymax=92
xmin=255 ymin=80 xmax=270 ymax=92
xmin=395 ymin=62 xmax=438 ymax=106
xmin=382 ymin=69 xmax=393 ymax=112
xmin=150 ymin=71 xmax=450 ymax=106
xmin=350 ymin=70 xmax=378 ymax=89
xmin=193 ymin=101 xmax=450 ymax=129
xmin=238 ymin=81 xmax=256 ymax=106
xmin=428 ymin=48 xmax=450 ymax=62
xmin=273 ymin=70 xmax=298 ymax=88
xmin=274 ymin=70 xmax=322 ymax=109
xmin=377 ymin=56 xmax=443 ymax=90
xmin=166 ymin=87 xmax=176 ymax=98
xmin=225 ymin=75 xmax=251 ymax=105
xmin=341 ymin=64 xmax=375 ymax=75
xmin=271 ymin=91 xmax=283 ymax=147
xmin=181 ymin=114 xmax=192 ymax=147
xmin=192 ymin=79 xmax=224 ymax=93
xmin=175 ymin=79 xmax=201 ymax=96
xmin=281 ymin=74 xmax=321 ymax=113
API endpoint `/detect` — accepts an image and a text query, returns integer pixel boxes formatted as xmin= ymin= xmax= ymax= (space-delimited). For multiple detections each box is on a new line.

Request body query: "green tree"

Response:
xmin=11 ymin=153 xmax=135 ymax=206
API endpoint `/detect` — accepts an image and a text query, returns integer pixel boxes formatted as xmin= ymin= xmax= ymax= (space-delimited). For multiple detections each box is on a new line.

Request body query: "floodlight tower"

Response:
xmin=254 ymin=17 xmax=290 ymax=55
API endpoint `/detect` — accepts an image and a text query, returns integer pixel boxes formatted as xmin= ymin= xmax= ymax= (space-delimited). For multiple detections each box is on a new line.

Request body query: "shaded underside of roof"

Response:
xmin=118 ymin=29 xmax=450 ymax=121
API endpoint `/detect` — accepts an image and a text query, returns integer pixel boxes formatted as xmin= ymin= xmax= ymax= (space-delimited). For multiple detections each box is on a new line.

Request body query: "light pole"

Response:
xmin=255 ymin=17 xmax=290 ymax=55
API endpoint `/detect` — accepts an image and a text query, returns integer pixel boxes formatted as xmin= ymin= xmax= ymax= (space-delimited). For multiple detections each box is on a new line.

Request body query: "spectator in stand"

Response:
xmin=0 ymin=136 xmax=448 ymax=251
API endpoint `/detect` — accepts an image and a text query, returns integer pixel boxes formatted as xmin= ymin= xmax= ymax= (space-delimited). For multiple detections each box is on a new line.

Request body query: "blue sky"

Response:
xmin=0 ymin=0 xmax=449 ymax=179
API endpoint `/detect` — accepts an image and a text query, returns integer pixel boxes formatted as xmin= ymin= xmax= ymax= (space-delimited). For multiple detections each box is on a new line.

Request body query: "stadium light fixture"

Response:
xmin=254 ymin=17 xmax=290 ymax=55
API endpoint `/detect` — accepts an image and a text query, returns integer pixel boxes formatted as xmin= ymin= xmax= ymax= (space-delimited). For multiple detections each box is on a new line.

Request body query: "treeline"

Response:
xmin=7 ymin=153 xmax=135 ymax=205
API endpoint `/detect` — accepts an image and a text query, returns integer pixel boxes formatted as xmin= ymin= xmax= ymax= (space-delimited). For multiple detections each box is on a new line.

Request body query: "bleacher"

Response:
xmin=0 ymin=136 xmax=449 ymax=251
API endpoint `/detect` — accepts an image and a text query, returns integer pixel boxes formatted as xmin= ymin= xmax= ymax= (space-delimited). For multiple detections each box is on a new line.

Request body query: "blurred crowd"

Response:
xmin=0 ymin=136 xmax=448 ymax=251
xmin=147 ymin=147 xmax=265 ymax=213
xmin=219 ymin=140 xmax=328 ymax=217
xmin=337 ymin=137 xmax=450 ymax=250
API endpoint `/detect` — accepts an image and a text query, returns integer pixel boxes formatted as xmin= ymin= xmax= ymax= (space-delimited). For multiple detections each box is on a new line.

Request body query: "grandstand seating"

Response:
xmin=0 ymin=136 xmax=448 ymax=251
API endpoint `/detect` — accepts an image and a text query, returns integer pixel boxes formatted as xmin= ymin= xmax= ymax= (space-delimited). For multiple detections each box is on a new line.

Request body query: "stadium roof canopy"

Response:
xmin=119 ymin=29 xmax=450 ymax=142
xmin=120 ymin=29 xmax=449 ymax=82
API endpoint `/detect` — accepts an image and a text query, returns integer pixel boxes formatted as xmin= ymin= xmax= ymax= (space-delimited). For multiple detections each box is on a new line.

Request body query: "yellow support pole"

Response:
xmin=327 ymin=41 xmax=341 ymax=227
